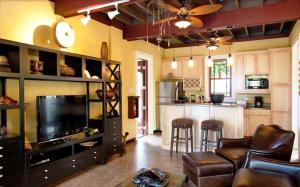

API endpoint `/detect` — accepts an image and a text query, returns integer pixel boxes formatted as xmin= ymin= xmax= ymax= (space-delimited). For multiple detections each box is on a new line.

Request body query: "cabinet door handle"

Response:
xmin=44 ymin=176 xmax=48 ymax=180
xmin=0 ymin=155 xmax=3 ymax=158
xmin=72 ymin=159 xmax=76 ymax=162
xmin=94 ymin=151 xmax=97 ymax=154
xmin=93 ymin=157 xmax=97 ymax=159
xmin=72 ymin=165 xmax=76 ymax=168
xmin=0 ymin=146 xmax=3 ymax=150
xmin=0 ymin=174 xmax=3 ymax=178
xmin=44 ymin=169 xmax=48 ymax=173
xmin=0 ymin=166 xmax=3 ymax=170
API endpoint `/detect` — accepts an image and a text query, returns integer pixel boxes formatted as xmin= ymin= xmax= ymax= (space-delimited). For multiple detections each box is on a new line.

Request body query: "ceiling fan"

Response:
xmin=155 ymin=0 xmax=223 ymax=29
xmin=205 ymin=30 xmax=233 ymax=50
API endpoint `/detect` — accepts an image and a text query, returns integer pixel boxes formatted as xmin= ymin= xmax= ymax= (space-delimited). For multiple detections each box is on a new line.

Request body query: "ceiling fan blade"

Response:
xmin=190 ymin=4 xmax=222 ymax=16
xmin=219 ymin=41 xmax=233 ymax=45
xmin=154 ymin=16 xmax=177 ymax=25
xmin=157 ymin=0 xmax=180 ymax=13
xmin=216 ymin=36 xmax=232 ymax=42
xmin=188 ymin=17 xmax=203 ymax=27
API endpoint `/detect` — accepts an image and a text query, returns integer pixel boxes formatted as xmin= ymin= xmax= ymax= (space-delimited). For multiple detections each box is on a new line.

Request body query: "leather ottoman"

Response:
xmin=182 ymin=151 xmax=234 ymax=187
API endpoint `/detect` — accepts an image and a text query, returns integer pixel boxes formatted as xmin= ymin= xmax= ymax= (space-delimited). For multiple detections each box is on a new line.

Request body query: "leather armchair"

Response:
xmin=215 ymin=124 xmax=295 ymax=170
xmin=232 ymin=156 xmax=300 ymax=187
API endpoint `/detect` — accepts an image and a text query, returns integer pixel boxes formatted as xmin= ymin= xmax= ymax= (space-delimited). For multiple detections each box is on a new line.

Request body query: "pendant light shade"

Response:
xmin=206 ymin=55 xmax=213 ymax=67
xmin=188 ymin=57 xmax=194 ymax=68
xmin=227 ymin=53 xmax=234 ymax=66
xmin=171 ymin=58 xmax=177 ymax=69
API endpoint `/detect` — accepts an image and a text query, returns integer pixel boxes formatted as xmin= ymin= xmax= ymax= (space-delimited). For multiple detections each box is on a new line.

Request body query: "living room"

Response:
xmin=0 ymin=0 xmax=300 ymax=186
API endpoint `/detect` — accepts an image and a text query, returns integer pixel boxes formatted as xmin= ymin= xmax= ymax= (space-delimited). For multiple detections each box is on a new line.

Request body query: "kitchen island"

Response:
xmin=159 ymin=103 xmax=244 ymax=152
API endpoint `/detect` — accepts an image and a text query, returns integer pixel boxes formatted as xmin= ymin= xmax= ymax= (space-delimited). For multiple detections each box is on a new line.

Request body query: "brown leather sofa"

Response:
xmin=232 ymin=156 xmax=300 ymax=187
xmin=215 ymin=124 xmax=295 ymax=170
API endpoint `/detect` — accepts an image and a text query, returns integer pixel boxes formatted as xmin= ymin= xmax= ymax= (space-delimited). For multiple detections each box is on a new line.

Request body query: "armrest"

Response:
xmin=218 ymin=137 xmax=252 ymax=149
xmin=244 ymin=155 xmax=300 ymax=177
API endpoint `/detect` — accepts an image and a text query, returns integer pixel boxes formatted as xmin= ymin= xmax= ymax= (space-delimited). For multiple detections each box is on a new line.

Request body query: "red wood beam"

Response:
xmin=52 ymin=0 xmax=145 ymax=17
xmin=123 ymin=0 xmax=300 ymax=40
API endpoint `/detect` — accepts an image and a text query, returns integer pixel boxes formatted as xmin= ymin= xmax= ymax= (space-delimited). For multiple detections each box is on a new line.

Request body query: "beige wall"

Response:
xmin=0 ymin=0 xmax=162 ymax=141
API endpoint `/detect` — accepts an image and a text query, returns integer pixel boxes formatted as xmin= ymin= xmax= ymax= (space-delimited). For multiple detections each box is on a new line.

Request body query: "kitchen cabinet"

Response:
xmin=182 ymin=56 xmax=204 ymax=78
xmin=243 ymin=54 xmax=256 ymax=75
xmin=244 ymin=109 xmax=271 ymax=136
xmin=256 ymin=52 xmax=269 ymax=74
xmin=271 ymin=85 xmax=290 ymax=112
xmin=161 ymin=56 xmax=204 ymax=80
xmin=271 ymin=111 xmax=290 ymax=130
xmin=269 ymin=48 xmax=291 ymax=85
xmin=233 ymin=55 xmax=244 ymax=91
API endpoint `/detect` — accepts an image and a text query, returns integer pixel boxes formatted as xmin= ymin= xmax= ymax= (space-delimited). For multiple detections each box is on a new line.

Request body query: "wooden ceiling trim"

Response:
xmin=91 ymin=12 xmax=125 ymax=30
xmin=123 ymin=0 xmax=300 ymax=40
xmin=135 ymin=2 xmax=153 ymax=16
xmin=279 ymin=22 xmax=284 ymax=33
xmin=53 ymin=0 xmax=144 ymax=17
xmin=118 ymin=5 xmax=147 ymax=23
xmin=245 ymin=27 xmax=250 ymax=37
xmin=262 ymin=24 xmax=266 ymax=35
xmin=227 ymin=28 xmax=235 ymax=39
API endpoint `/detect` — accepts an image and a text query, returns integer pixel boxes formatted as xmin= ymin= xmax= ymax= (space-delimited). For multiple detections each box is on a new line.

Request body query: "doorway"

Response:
xmin=137 ymin=60 xmax=148 ymax=138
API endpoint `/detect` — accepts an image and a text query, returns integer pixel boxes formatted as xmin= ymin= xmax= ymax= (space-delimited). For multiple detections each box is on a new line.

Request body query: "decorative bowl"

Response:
xmin=210 ymin=94 xmax=224 ymax=104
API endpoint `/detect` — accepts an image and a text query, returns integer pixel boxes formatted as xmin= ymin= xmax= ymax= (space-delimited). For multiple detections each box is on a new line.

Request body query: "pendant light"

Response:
xmin=206 ymin=50 xmax=214 ymax=67
xmin=171 ymin=48 xmax=177 ymax=69
xmin=188 ymin=47 xmax=194 ymax=68
xmin=227 ymin=45 xmax=234 ymax=66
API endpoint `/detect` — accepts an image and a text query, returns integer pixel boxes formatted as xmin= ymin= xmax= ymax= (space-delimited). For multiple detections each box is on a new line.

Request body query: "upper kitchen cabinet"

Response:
xmin=269 ymin=48 xmax=291 ymax=85
xmin=243 ymin=50 xmax=270 ymax=75
xmin=182 ymin=56 xmax=204 ymax=78
xmin=233 ymin=54 xmax=244 ymax=91
xmin=161 ymin=57 xmax=183 ymax=79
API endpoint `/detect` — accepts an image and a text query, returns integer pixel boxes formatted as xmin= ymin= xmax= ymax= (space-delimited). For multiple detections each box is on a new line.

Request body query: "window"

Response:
xmin=209 ymin=59 xmax=232 ymax=97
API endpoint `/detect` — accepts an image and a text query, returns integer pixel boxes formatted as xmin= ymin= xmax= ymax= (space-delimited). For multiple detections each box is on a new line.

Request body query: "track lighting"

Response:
xmin=81 ymin=10 xmax=91 ymax=25
xmin=107 ymin=4 xmax=120 ymax=20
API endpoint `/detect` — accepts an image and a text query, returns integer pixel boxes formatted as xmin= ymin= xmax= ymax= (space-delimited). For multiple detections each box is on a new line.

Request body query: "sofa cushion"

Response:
xmin=215 ymin=148 xmax=248 ymax=169
xmin=182 ymin=151 xmax=234 ymax=177
xmin=232 ymin=168 xmax=294 ymax=187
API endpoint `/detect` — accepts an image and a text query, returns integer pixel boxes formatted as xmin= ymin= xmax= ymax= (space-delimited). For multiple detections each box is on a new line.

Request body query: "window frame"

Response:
xmin=209 ymin=59 xmax=232 ymax=97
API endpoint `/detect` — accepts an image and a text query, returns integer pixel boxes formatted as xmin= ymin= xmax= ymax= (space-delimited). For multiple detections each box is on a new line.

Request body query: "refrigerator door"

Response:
xmin=158 ymin=82 xmax=177 ymax=98
xmin=158 ymin=97 xmax=173 ymax=103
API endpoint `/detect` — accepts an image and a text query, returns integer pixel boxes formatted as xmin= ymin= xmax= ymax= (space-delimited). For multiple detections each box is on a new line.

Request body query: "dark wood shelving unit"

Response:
xmin=0 ymin=38 xmax=122 ymax=187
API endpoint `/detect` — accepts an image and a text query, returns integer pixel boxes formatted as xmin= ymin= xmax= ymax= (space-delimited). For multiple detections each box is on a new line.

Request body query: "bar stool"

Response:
xmin=200 ymin=119 xmax=223 ymax=151
xmin=170 ymin=118 xmax=194 ymax=155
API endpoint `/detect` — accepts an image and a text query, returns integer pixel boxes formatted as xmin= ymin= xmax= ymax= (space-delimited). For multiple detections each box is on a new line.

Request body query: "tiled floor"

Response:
xmin=53 ymin=135 xmax=185 ymax=187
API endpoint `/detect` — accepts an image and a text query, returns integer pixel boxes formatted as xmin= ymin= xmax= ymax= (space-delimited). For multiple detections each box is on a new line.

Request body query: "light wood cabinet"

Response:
xmin=271 ymin=112 xmax=291 ymax=130
xmin=243 ymin=54 xmax=256 ymax=75
xmin=271 ymin=85 xmax=290 ymax=112
xmin=233 ymin=55 xmax=244 ymax=91
xmin=161 ymin=56 xmax=204 ymax=80
xmin=270 ymin=48 xmax=291 ymax=85
xmin=244 ymin=109 xmax=271 ymax=136
xmin=256 ymin=52 xmax=269 ymax=74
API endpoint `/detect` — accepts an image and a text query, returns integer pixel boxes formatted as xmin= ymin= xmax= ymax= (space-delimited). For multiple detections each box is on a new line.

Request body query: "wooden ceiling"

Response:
xmin=52 ymin=0 xmax=300 ymax=48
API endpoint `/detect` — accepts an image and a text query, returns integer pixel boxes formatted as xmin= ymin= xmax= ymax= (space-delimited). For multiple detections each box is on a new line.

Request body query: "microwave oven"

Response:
xmin=246 ymin=78 xmax=268 ymax=89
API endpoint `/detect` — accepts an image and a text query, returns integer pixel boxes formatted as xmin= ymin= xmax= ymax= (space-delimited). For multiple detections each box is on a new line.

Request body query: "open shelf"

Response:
xmin=0 ymin=43 xmax=20 ymax=73
xmin=0 ymin=104 xmax=21 ymax=110
xmin=24 ymin=74 xmax=104 ymax=83
xmin=0 ymin=72 xmax=20 ymax=78
xmin=74 ymin=136 xmax=103 ymax=154
xmin=61 ymin=55 xmax=83 ymax=78
xmin=86 ymin=59 xmax=102 ymax=79
xmin=28 ymin=48 xmax=57 ymax=76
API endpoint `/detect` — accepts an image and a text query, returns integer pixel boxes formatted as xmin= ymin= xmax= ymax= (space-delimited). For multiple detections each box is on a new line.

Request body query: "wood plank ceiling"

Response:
xmin=52 ymin=0 xmax=300 ymax=48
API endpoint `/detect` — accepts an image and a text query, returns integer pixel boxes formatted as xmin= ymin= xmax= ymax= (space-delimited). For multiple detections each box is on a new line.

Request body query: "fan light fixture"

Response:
xmin=175 ymin=20 xmax=191 ymax=29
xmin=108 ymin=4 xmax=120 ymax=20
xmin=207 ymin=43 xmax=219 ymax=51
xmin=171 ymin=58 xmax=178 ymax=69
xmin=81 ymin=10 xmax=91 ymax=25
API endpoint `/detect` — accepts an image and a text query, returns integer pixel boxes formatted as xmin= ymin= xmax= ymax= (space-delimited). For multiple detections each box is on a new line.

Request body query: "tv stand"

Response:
xmin=26 ymin=133 xmax=104 ymax=187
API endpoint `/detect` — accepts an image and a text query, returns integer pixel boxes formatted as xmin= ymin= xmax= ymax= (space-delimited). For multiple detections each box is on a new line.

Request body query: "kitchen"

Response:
xmin=157 ymin=48 xmax=291 ymax=151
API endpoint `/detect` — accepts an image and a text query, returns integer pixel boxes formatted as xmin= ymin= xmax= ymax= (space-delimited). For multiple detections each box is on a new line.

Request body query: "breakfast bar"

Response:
xmin=159 ymin=103 xmax=244 ymax=152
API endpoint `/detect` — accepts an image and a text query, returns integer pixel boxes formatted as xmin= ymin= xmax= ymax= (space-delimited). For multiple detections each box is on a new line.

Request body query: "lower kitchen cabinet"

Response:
xmin=271 ymin=111 xmax=291 ymax=130
xmin=244 ymin=109 xmax=271 ymax=136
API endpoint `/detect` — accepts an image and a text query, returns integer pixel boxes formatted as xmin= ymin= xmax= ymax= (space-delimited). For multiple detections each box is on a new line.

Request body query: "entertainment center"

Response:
xmin=0 ymin=39 xmax=122 ymax=187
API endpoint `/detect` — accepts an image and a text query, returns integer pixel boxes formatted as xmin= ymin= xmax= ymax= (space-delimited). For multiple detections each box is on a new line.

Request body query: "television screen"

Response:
xmin=36 ymin=95 xmax=88 ymax=143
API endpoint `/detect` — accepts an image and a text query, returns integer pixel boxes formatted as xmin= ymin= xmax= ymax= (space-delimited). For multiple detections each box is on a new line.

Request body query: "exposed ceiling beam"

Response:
xmin=197 ymin=33 xmax=208 ymax=41
xmin=262 ymin=24 xmax=265 ymax=35
xmin=52 ymin=0 xmax=144 ymax=17
xmin=279 ymin=22 xmax=284 ymax=33
xmin=235 ymin=0 xmax=240 ymax=10
xmin=123 ymin=0 xmax=300 ymax=40
xmin=172 ymin=37 xmax=184 ymax=44
xmin=91 ymin=12 xmax=125 ymax=30
xmin=102 ymin=9 xmax=134 ymax=25
xmin=135 ymin=2 xmax=153 ymax=16
xmin=118 ymin=5 xmax=147 ymax=23
xmin=245 ymin=27 xmax=249 ymax=37
xmin=227 ymin=28 xmax=235 ymax=39
xmin=184 ymin=34 xmax=196 ymax=42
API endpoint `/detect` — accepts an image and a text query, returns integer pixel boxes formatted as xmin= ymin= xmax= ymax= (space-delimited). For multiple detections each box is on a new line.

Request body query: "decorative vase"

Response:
xmin=101 ymin=42 xmax=108 ymax=59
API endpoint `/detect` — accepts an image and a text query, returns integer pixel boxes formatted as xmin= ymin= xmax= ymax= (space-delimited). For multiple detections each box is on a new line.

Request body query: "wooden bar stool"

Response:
xmin=170 ymin=118 xmax=194 ymax=155
xmin=200 ymin=119 xmax=223 ymax=151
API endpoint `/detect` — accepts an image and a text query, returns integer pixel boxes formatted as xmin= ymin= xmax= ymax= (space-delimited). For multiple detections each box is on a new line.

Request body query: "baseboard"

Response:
xmin=126 ymin=137 xmax=136 ymax=143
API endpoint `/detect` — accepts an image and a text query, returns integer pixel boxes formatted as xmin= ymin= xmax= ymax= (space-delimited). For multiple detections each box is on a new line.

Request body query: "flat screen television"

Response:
xmin=36 ymin=95 xmax=88 ymax=143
